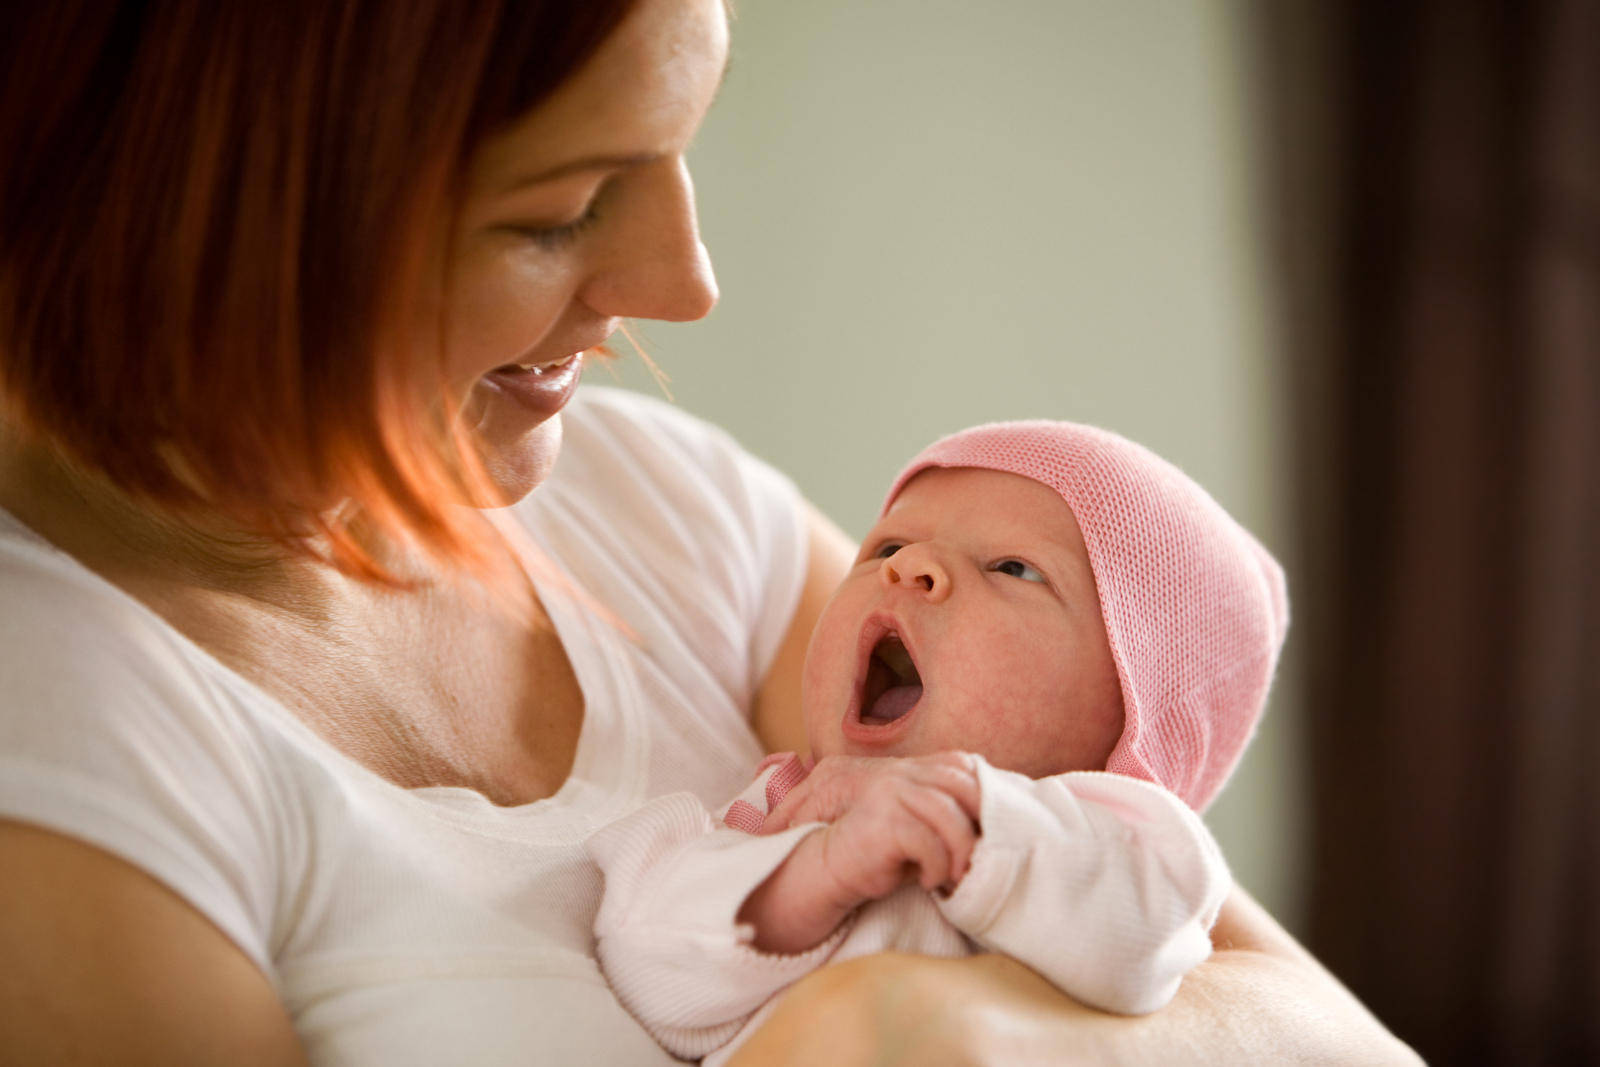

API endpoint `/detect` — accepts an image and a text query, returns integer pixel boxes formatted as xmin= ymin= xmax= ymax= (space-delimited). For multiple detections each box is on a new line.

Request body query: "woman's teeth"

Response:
xmin=514 ymin=354 xmax=575 ymax=375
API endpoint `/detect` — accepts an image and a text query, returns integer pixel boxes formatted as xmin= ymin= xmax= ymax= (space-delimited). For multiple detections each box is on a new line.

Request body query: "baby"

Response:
xmin=586 ymin=420 xmax=1289 ymax=1065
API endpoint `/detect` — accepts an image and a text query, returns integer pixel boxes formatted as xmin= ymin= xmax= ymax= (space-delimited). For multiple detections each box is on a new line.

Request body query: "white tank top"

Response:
xmin=0 ymin=386 xmax=808 ymax=1065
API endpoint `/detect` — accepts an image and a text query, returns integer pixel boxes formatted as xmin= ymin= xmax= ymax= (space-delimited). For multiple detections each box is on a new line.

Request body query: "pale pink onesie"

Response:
xmin=587 ymin=751 xmax=1229 ymax=1066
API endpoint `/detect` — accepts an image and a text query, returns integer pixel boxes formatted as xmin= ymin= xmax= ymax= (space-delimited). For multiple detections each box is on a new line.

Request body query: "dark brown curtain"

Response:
xmin=1258 ymin=1 xmax=1600 ymax=1063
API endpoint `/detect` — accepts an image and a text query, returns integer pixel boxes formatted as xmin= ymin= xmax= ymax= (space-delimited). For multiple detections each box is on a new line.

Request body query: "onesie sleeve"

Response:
xmin=936 ymin=758 xmax=1230 ymax=1015
xmin=0 ymin=553 xmax=286 ymax=978
xmin=586 ymin=761 xmax=844 ymax=1062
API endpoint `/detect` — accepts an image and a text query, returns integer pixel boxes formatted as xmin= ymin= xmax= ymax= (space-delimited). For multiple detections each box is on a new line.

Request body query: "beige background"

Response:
xmin=599 ymin=0 xmax=1306 ymax=932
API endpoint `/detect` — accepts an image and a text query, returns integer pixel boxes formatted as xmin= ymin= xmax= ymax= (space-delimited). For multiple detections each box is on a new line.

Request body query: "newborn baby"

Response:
xmin=586 ymin=420 xmax=1289 ymax=1065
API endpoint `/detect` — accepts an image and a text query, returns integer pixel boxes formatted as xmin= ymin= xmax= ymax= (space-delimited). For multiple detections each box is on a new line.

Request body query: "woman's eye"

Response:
xmin=992 ymin=559 xmax=1046 ymax=583
xmin=508 ymin=205 xmax=601 ymax=251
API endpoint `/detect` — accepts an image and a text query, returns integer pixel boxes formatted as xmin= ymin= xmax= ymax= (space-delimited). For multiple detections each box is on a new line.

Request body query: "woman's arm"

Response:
xmin=751 ymin=502 xmax=857 ymax=756
xmin=0 ymin=820 xmax=307 ymax=1066
xmin=727 ymin=885 xmax=1421 ymax=1067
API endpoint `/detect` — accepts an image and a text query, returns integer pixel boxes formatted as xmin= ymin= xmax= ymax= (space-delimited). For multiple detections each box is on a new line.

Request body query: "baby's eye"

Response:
xmin=992 ymin=559 xmax=1046 ymax=583
xmin=873 ymin=543 xmax=904 ymax=559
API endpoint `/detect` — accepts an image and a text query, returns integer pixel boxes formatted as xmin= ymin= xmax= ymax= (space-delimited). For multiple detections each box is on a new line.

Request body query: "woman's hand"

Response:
xmin=726 ymin=886 xmax=1424 ymax=1067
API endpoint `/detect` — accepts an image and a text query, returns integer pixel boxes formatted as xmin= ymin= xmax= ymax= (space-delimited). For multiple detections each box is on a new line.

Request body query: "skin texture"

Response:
xmin=803 ymin=467 xmax=1126 ymax=778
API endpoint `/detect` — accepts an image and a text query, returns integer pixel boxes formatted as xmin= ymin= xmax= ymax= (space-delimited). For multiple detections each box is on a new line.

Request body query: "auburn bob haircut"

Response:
xmin=0 ymin=0 xmax=640 ymax=583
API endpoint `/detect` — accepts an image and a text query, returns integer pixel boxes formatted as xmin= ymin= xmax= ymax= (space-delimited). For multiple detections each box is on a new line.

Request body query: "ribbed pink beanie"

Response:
xmin=882 ymin=421 xmax=1289 ymax=811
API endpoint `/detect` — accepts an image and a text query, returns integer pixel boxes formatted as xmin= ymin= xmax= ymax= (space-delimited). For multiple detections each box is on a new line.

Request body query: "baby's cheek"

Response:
xmin=798 ymin=597 xmax=859 ymax=741
xmin=935 ymin=632 xmax=1087 ymax=766
xmin=802 ymin=597 xmax=855 ymax=690
xmin=937 ymin=652 xmax=1048 ymax=733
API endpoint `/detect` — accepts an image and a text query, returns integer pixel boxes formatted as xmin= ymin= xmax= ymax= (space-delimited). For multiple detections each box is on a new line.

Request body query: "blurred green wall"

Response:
xmin=600 ymin=0 xmax=1306 ymax=933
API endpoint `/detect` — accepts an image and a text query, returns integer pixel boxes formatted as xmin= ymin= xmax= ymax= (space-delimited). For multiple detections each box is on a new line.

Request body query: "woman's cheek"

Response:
xmin=446 ymin=250 xmax=567 ymax=375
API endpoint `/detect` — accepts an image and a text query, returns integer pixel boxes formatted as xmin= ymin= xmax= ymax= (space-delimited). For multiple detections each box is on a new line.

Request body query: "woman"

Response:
xmin=0 ymin=0 xmax=1415 ymax=1062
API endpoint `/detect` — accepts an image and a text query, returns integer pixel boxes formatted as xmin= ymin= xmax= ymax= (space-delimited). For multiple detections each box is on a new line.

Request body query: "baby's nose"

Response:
xmin=879 ymin=546 xmax=951 ymax=603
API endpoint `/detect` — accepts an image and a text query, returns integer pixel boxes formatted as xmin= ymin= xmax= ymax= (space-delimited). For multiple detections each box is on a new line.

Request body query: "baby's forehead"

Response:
xmin=882 ymin=466 xmax=1086 ymax=547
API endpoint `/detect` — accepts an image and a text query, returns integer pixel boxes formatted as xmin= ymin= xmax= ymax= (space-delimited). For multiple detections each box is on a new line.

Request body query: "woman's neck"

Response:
xmin=0 ymin=420 xmax=534 ymax=635
xmin=0 ymin=426 xmax=385 ymax=615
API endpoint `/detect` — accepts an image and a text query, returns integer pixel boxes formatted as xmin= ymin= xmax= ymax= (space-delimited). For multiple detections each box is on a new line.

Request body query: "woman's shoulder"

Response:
xmin=0 ymin=506 xmax=283 ymax=792
xmin=0 ymin=510 xmax=199 ymax=700
xmin=0 ymin=511 xmax=286 ymax=972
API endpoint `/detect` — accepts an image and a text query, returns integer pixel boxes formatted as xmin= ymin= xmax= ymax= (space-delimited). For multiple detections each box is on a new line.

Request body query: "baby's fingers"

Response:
xmin=763 ymin=771 xmax=834 ymax=832
xmin=764 ymin=757 xmax=874 ymax=832
xmin=890 ymin=807 xmax=957 ymax=892
xmin=900 ymin=787 xmax=979 ymax=887
xmin=905 ymin=752 xmax=982 ymax=824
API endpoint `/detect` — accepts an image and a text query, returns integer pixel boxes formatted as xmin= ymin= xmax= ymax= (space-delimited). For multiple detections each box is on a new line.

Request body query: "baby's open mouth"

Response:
xmin=858 ymin=632 xmax=923 ymax=725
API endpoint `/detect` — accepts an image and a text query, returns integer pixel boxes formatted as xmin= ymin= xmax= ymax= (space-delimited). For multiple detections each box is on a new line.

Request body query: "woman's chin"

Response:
xmin=472 ymin=415 xmax=564 ymax=507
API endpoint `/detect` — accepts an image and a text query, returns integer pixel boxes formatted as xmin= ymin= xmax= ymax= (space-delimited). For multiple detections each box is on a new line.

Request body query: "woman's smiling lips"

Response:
xmin=482 ymin=351 xmax=586 ymax=418
xmin=476 ymin=323 xmax=613 ymax=420
xmin=840 ymin=611 xmax=925 ymax=747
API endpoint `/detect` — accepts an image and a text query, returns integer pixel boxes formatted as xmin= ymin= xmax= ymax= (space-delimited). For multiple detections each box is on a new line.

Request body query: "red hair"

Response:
xmin=0 ymin=0 xmax=640 ymax=583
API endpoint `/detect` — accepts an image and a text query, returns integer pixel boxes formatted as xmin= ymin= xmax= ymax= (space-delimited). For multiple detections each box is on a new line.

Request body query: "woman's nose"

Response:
xmin=580 ymin=158 xmax=718 ymax=323
xmin=878 ymin=545 xmax=952 ymax=604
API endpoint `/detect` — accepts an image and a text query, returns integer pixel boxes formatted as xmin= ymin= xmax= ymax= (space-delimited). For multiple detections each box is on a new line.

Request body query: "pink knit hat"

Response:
xmin=882 ymin=421 xmax=1289 ymax=811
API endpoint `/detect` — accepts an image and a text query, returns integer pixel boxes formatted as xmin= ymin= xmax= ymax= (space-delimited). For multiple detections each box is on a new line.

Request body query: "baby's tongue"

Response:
xmin=863 ymin=684 xmax=922 ymax=725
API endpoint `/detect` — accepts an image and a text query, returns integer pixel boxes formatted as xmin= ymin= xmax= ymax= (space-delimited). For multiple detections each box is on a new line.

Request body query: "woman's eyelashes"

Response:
xmin=507 ymin=204 xmax=602 ymax=251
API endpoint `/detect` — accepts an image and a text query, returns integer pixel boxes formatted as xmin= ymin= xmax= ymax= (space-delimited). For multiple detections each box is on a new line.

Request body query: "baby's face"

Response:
xmin=802 ymin=467 xmax=1125 ymax=778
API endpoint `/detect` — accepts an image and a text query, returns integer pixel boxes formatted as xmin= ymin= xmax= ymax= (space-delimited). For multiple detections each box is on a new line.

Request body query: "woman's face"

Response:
xmin=443 ymin=0 xmax=728 ymax=498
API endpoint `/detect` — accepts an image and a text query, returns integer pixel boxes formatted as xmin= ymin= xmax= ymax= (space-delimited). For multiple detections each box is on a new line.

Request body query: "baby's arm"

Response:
xmin=588 ymin=756 xmax=983 ymax=1061
xmin=737 ymin=754 xmax=982 ymax=953
xmin=936 ymin=759 xmax=1231 ymax=1015
xmin=586 ymin=789 xmax=839 ymax=1061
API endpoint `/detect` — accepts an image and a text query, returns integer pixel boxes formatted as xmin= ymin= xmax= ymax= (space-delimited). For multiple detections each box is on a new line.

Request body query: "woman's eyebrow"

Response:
xmin=504 ymin=152 xmax=663 ymax=191
xmin=502 ymin=55 xmax=733 ymax=193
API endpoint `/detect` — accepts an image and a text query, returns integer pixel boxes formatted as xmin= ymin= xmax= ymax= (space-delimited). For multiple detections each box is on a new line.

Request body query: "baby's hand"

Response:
xmin=809 ymin=754 xmax=982 ymax=901
xmin=737 ymin=754 xmax=983 ymax=953
xmin=766 ymin=752 xmax=981 ymax=839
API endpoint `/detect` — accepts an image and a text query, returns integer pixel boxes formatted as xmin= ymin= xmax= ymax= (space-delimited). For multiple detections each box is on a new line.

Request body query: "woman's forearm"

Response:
xmin=727 ymin=887 xmax=1421 ymax=1067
